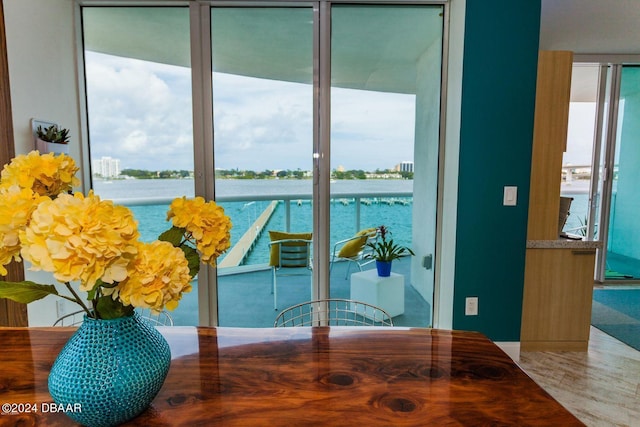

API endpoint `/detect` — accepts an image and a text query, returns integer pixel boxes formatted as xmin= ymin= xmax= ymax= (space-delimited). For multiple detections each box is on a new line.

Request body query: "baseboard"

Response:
xmin=520 ymin=340 xmax=588 ymax=352
xmin=494 ymin=341 xmax=521 ymax=362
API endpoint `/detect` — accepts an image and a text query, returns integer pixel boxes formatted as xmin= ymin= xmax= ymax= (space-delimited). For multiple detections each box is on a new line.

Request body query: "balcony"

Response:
xmin=111 ymin=190 xmax=431 ymax=328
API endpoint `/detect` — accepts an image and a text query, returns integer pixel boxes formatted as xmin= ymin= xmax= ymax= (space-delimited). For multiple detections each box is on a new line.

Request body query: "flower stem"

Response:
xmin=64 ymin=282 xmax=92 ymax=317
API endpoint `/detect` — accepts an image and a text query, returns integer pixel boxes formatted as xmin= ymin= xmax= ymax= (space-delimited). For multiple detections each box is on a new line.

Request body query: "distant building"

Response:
xmin=93 ymin=156 xmax=120 ymax=178
xmin=396 ymin=161 xmax=414 ymax=173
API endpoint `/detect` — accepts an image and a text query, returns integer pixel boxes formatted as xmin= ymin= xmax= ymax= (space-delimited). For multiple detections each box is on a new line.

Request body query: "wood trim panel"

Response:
xmin=521 ymin=248 xmax=595 ymax=350
xmin=527 ymin=50 xmax=573 ymax=240
xmin=0 ymin=2 xmax=28 ymax=327
xmin=521 ymin=340 xmax=588 ymax=352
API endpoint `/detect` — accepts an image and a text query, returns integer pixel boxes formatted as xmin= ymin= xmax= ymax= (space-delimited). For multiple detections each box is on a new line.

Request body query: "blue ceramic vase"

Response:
xmin=376 ymin=260 xmax=392 ymax=277
xmin=48 ymin=312 xmax=171 ymax=427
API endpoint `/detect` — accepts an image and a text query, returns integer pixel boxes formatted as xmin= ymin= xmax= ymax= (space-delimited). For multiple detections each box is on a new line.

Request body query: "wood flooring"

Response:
xmin=518 ymin=326 xmax=640 ymax=427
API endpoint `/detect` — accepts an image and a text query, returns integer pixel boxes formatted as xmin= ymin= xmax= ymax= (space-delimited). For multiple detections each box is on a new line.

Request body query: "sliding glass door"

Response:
xmin=82 ymin=7 xmax=196 ymax=324
xmin=568 ymin=62 xmax=640 ymax=282
xmin=81 ymin=3 xmax=446 ymax=327
xmin=211 ymin=7 xmax=315 ymax=324
xmin=603 ymin=66 xmax=640 ymax=280
xmin=328 ymin=5 xmax=443 ymax=326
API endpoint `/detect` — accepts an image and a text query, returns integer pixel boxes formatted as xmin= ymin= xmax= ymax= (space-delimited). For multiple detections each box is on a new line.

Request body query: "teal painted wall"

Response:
xmin=453 ymin=0 xmax=541 ymax=340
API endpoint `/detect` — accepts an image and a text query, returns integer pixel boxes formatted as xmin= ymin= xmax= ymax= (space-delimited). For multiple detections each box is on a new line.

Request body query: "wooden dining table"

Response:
xmin=0 ymin=326 xmax=583 ymax=426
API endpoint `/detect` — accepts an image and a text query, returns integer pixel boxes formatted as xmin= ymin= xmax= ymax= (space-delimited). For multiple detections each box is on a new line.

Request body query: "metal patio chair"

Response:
xmin=269 ymin=231 xmax=313 ymax=310
xmin=274 ymin=298 xmax=394 ymax=327
xmin=53 ymin=308 xmax=174 ymax=326
xmin=330 ymin=228 xmax=378 ymax=279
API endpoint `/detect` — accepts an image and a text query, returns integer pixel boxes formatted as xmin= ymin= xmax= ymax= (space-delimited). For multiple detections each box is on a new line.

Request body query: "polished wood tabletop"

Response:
xmin=0 ymin=326 xmax=583 ymax=426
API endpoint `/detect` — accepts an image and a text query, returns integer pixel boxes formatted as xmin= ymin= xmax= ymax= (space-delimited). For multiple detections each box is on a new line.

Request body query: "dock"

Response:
xmin=218 ymin=200 xmax=278 ymax=268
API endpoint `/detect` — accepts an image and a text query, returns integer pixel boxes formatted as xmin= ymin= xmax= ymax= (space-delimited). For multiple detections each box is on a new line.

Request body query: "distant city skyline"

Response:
xmin=92 ymin=155 xmax=413 ymax=176
xmin=92 ymin=156 xmax=120 ymax=178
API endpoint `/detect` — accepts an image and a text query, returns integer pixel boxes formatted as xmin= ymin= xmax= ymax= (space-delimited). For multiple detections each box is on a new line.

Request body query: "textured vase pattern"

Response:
xmin=48 ymin=312 xmax=171 ymax=427
xmin=376 ymin=260 xmax=392 ymax=277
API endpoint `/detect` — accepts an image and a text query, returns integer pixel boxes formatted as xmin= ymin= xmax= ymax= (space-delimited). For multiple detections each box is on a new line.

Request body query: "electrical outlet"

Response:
xmin=465 ymin=297 xmax=478 ymax=316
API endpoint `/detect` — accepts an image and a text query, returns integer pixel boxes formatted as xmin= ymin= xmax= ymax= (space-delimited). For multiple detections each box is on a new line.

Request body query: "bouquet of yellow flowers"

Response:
xmin=0 ymin=151 xmax=231 ymax=319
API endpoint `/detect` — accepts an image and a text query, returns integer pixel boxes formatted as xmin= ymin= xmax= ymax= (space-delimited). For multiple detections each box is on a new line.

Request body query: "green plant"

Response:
xmin=577 ymin=215 xmax=598 ymax=239
xmin=36 ymin=125 xmax=70 ymax=144
xmin=365 ymin=225 xmax=414 ymax=262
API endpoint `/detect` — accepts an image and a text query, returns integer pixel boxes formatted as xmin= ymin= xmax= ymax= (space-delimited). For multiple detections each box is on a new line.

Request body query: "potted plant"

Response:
xmin=36 ymin=124 xmax=70 ymax=154
xmin=0 ymin=150 xmax=232 ymax=426
xmin=365 ymin=225 xmax=414 ymax=277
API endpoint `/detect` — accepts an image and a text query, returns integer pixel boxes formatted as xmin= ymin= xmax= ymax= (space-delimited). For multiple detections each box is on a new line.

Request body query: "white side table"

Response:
xmin=350 ymin=269 xmax=404 ymax=318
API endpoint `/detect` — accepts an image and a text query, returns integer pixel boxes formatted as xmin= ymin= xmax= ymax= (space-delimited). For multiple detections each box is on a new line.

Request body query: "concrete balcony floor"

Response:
xmin=172 ymin=256 xmax=432 ymax=328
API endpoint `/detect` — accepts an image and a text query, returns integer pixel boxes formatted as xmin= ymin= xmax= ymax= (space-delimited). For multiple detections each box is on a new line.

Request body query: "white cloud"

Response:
xmin=565 ymin=102 xmax=597 ymax=166
xmin=212 ymin=73 xmax=313 ymax=170
xmin=86 ymin=52 xmax=419 ymax=172
xmin=212 ymin=72 xmax=416 ymax=171
xmin=86 ymin=52 xmax=193 ymax=171
xmin=122 ymin=130 xmax=148 ymax=153
xmin=331 ymin=87 xmax=416 ymax=170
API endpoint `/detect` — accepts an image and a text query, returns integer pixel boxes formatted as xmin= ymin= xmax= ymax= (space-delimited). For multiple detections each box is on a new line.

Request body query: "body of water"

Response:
xmin=93 ymin=178 xmax=415 ymax=266
xmin=561 ymin=180 xmax=592 ymax=236
xmin=94 ymin=178 xmax=596 ymax=262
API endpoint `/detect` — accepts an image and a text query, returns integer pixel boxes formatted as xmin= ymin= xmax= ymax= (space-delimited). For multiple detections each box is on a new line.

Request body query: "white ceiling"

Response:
xmin=540 ymin=0 xmax=640 ymax=102
xmin=540 ymin=0 xmax=640 ymax=55
xmin=83 ymin=2 xmax=640 ymax=102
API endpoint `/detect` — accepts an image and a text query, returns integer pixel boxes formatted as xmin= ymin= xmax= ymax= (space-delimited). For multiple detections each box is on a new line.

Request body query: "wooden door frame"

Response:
xmin=0 ymin=2 xmax=28 ymax=327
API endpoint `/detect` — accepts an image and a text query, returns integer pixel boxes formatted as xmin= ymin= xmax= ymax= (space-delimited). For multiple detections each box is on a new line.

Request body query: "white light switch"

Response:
xmin=503 ymin=186 xmax=517 ymax=206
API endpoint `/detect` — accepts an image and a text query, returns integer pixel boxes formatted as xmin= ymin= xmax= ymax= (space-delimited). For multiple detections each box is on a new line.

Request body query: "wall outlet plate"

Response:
xmin=465 ymin=297 xmax=478 ymax=316
xmin=503 ymin=186 xmax=518 ymax=206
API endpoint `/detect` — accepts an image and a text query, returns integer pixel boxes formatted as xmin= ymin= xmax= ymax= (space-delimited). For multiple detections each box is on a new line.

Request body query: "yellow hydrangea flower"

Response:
xmin=0 ymin=151 xmax=224 ymax=319
xmin=0 ymin=186 xmax=46 ymax=275
xmin=19 ymin=191 xmax=139 ymax=291
xmin=113 ymin=240 xmax=192 ymax=312
xmin=0 ymin=150 xmax=80 ymax=197
xmin=167 ymin=196 xmax=232 ymax=266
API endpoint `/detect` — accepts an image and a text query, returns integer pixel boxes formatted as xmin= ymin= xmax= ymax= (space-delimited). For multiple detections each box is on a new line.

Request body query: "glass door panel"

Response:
xmin=82 ymin=7 xmax=196 ymax=324
xmin=594 ymin=65 xmax=614 ymax=279
xmin=562 ymin=64 xmax=600 ymax=237
xmin=605 ymin=66 xmax=640 ymax=280
xmin=328 ymin=5 xmax=443 ymax=327
xmin=211 ymin=7 xmax=314 ymax=326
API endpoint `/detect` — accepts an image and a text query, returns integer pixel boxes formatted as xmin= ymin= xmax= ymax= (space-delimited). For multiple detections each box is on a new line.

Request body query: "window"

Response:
xmin=82 ymin=3 xmax=446 ymax=326
xmin=568 ymin=61 xmax=640 ymax=282
xmin=83 ymin=7 xmax=196 ymax=323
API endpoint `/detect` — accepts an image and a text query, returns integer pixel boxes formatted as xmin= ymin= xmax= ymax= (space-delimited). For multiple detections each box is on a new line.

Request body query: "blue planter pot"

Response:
xmin=376 ymin=260 xmax=392 ymax=277
xmin=48 ymin=312 xmax=171 ymax=427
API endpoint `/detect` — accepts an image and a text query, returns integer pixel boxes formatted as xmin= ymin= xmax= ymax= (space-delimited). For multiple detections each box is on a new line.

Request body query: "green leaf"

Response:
xmin=95 ymin=296 xmax=134 ymax=320
xmin=86 ymin=279 xmax=105 ymax=300
xmin=181 ymin=245 xmax=201 ymax=278
xmin=365 ymin=236 xmax=414 ymax=262
xmin=159 ymin=226 xmax=186 ymax=246
xmin=0 ymin=281 xmax=59 ymax=304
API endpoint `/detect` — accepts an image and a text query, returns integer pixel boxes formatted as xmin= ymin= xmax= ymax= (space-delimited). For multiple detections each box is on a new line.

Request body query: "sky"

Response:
xmin=86 ymin=51 xmax=597 ymax=172
xmin=85 ymin=51 xmax=416 ymax=172
xmin=564 ymin=102 xmax=598 ymax=166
